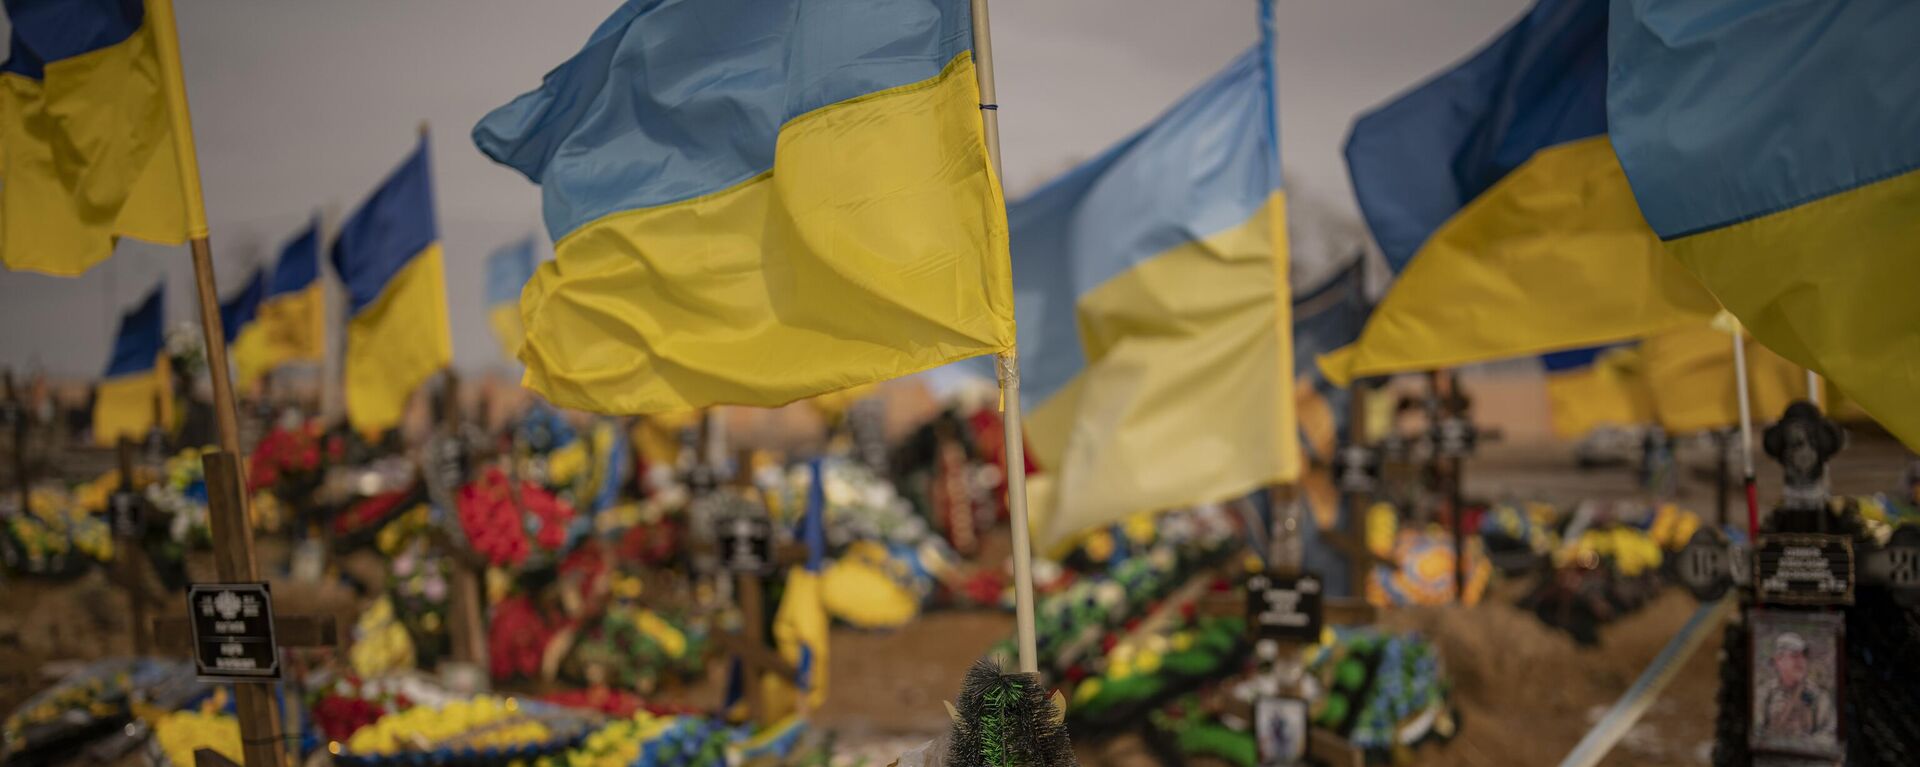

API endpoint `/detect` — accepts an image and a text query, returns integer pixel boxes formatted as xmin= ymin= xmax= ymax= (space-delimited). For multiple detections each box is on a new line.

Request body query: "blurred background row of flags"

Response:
xmin=4 ymin=0 xmax=1914 ymax=554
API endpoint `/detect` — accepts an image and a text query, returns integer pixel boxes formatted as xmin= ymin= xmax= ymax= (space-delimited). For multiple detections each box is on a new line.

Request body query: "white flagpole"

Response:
xmin=968 ymin=0 xmax=1039 ymax=675
xmin=1805 ymin=368 xmax=1822 ymax=410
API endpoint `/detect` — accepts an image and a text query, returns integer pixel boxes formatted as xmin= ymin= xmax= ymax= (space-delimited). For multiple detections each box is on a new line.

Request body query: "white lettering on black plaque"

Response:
xmin=1247 ymin=571 xmax=1324 ymax=642
xmin=719 ymin=515 xmax=774 ymax=575
xmin=1755 ymin=534 xmax=1853 ymax=606
xmin=187 ymin=583 xmax=280 ymax=680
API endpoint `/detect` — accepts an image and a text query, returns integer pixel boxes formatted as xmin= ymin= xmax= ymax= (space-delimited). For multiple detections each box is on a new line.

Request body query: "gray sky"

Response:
xmin=0 ymin=0 xmax=1528 ymax=378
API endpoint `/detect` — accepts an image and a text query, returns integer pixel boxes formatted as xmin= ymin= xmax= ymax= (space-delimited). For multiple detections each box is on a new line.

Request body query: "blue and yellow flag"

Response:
xmin=1638 ymin=322 xmax=1803 ymax=436
xmin=330 ymin=138 xmax=452 ymax=437
xmin=471 ymin=0 xmax=1014 ymax=414
xmin=93 ymin=281 xmax=172 ymax=445
xmin=221 ymin=221 xmax=325 ymax=389
xmin=1609 ymin=0 xmax=1920 ymax=449
xmin=1541 ymin=345 xmax=1650 ymax=439
xmin=0 ymin=0 xmax=196 ymax=276
xmin=1319 ymin=0 xmax=1718 ymax=385
xmin=484 ymin=237 xmax=535 ymax=360
xmin=1009 ymin=43 xmax=1293 ymax=550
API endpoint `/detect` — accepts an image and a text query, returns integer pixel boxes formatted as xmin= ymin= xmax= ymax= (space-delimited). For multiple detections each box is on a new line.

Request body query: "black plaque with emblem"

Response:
xmin=187 ymin=583 xmax=281 ymax=680
xmin=1755 ymin=534 xmax=1853 ymax=606
xmin=718 ymin=513 xmax=774 ymax=575
xmin=1860 ymin=525 xmax=1920 ymax=609
xmin=1677 ymin=529 xmax=1736 ymax=602
xmin=1247 ymin=571 xmax=1325 ymax=642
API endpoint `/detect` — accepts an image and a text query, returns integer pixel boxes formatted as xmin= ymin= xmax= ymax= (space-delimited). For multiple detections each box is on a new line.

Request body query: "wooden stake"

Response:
xmin=969 ymin=0 xmax=1040 ymax=677
xmin=3 ymin=371 xmax=27 ymax=515
xmin=203 ymin=452 xmax=284 ymax=767
xmin=116 ymin=439 xmax=151 ymax=656
xmin=1341 ymin=384 xmax=1372 ymax=593
xmin=1730 ymin=326 xmax=1759 ymax=539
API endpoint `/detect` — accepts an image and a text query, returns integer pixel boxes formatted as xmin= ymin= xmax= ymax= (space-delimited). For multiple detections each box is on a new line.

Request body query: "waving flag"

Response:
xmin=1541 ymin=346 xmax=1650 ymax=439
xmin=331 ymin=138 xmax=452 ymax=437
xmin=93 ymin=282 xmax=172 ymax=444
xmin=221 ymin=221 xmax=324 ymax=389
xmin=0 ymin=0 xmax=194 ymax=276
xmin=484 ymin=238 xmax=536 ymax=359
xmin=1320 ymin=0 xmax=1717 ymax=385
xmin=472 ymin=0 xmax=1015 ymax=415
xmin=1010 ymin=44 xmax=1293 ymax=550
xmin=1609 ymin=0 xmax=1920 ymax=449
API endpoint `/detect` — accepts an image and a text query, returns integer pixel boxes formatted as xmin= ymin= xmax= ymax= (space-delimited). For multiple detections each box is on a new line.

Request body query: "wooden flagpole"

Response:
xmin=1729 ymin=325 xmax=1759 ymax=540
xmin=967 ymin=0 xmax=1039 ymax=675
xmin=150 ymin=2 xmax=286 ymax=765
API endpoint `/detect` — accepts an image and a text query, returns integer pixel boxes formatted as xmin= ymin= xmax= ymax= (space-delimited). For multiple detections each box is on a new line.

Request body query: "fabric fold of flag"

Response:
xmin=1540 ymin=345 xmax=1650 ymax=439
xmin=1608 ymin=0 xmax=1920 ymax=449
xmin=93 ymin=281 xmax=172 ymax=445
xmin=471 ymin=0 xmax=1015 ymax=415
xmin=331 ymin=139 xmax=452 ymax=437
xmin=224 ymin=221 xmax=325 ymax=389
xmin=0 ymin=0 xmax=191 ymax=276
xmin=1008 ymin=46 xmax=1294 ymax=551
xmin=1320 ymin=0 xmax=1717 ymax=386
xmin=484 ymin=237 xmax=536 ymax=360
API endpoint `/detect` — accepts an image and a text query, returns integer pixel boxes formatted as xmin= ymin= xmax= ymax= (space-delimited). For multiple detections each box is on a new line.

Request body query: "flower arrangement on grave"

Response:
xmin=1 ymin=486 xmax=111 ymax=576
xmin=337 ymin=696 xmax=593 ymax=765
xmin=387 ymin=539 xmax=453 ymax=666
xmin=308 ymin=676 xmax=414 ymax=743
xmin=1304 ymin=628 xmax=1457 ymax=757
xmin=1064 ymin=614 xmax=1247 ymax=730
xmin=151 ymin=708 xmax=242 ymax=767
xmin=348 ymin=597 xmax=416 ymax=679
xmin=247 ymin=418 xmax=346 ymax=506
xmin=489 ymin=594 xmax=560 ymax=682
xmin=456 ymin=466 xmax=578 ymax=568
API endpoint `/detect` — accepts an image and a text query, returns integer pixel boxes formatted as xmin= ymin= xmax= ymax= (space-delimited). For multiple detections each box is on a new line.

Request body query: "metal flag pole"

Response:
xmin=1730 ymin=325 xmax=1759 ymax=540
xmin=968 ymin=0 xmax=1039 ymax=675
xmin=1806 ymin=368 xmax=1822 ymax=410
xmin=150 ymin=2 xmax=285 ymax=765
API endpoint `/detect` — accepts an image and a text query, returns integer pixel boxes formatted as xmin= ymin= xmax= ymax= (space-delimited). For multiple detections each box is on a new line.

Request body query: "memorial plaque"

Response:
xmin=718 ymin=514 xmax=774 ymax=575
xmin=1333 ymin=444 xmax=1379 ymax=493
xmin=186 ymin=583 xmax=280 ymax=680
xmin=1676 ymin=530 xmax=1734 ymax=602
xmin=108 ymin=490 xmax=145 ymax=539
xmin=1247 ymin=571 xmax=1324 ymax=642
xmin=1755 ymin=534 xmax=1853 ymax=606
xmin=1859 ymin=525 xmax=1920 ymax=608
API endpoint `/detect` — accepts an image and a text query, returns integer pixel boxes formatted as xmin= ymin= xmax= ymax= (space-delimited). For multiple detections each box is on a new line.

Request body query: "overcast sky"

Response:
xmin=0 ymin=0 xmax=1529 ymax=377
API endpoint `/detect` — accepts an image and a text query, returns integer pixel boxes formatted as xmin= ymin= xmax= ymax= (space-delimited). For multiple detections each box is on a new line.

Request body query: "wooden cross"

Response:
xmin=704 ymin=448 xmax=807 ymax=726
xmin=149 ymin=450 xmax=340 ymax=767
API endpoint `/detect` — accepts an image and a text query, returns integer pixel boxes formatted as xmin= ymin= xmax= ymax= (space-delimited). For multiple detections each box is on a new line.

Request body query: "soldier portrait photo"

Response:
xmin=1751 ymin=611 xmax=1843 ymax=757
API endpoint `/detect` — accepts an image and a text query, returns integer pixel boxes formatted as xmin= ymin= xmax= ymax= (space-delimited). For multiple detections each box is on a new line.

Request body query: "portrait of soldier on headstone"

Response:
xmin=1752 ymin=611 xmax=1843 ymax=757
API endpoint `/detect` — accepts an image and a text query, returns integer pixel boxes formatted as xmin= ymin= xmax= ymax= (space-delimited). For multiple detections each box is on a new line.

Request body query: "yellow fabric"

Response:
xmin=1667 ymin=167 xmax=1920 ymax=450
xmin=1640 ymin=323 xmax=1803 ymax=433
xmin=343 ymin=246 xmax=452 ymax=437
xmin=1544 ymin=347 xmax=1653 ymax=438
xmin=519 ymin=53 xmax=1015 ymax=414
xmin=93 ymin=354 xmax=172 ymax=446
xmin=1319 ymin=137 xmax=1720 ymax=384
xmin=487 ymin=302 xmax=524 ymax=360
xmin=0 ymin=11 xmax=189 ymax=276
xmin=763 ymin=568 xmax=829 ymax=713
xmin=818 ymin=541 xmax=920 ymax=629
xmin=1025 ymin=194 xmax=1295 ymax=551
xmin=231 ymin=282 xmax=325 ymax=389
xmin=804 ymin=382 xmax=877 ymax=424
xmin=146 ymin=0 xmax=206 ymax=238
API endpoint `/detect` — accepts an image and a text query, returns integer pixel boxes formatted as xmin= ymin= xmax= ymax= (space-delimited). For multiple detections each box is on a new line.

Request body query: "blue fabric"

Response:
xmin=330 ymin=137 xmax=437 ymax=315
xmin=801 ymin=459 xmax=826 ymax=573
xmin=1 ymin=0 xmax=143 ymax=79
xmin=471 ymin=0 xmax=973 ymax=241
xmin=1007 ymin=46 xmax=1279 ymax=405
xmin=591 ymin=424 xmax=629 ymax=513
xmin=268 ymin=221 xmax=320 ymax=298
xmin=485 ymin=237 xmax=536 ymax=309
xmin=217 ymin=269 xmax=265 ymax=344
xmin=1345 ymin=0 xmax=1607 ymax=273
xmin=1607 ymin=0 xmax=1920 ymax=238
xmin=104 ymin=281 xmax=164 ymax=377
xmin=1540 ymin=345 xmax=1610 ymax=372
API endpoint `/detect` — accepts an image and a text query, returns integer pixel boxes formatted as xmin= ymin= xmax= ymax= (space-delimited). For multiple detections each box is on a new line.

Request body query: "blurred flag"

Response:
xmin=1609 ymin=0 xmax=1920 ymax=449
xmin=1319 ymin=0 xmax=1717 ymax=385
xmin=1541 ymin=345 xmax=1651 ymax=439
xmin=221 ymin=221 xmax=325 ymax=389
xmin=484 ymin=237 xmax=535 ymax=360
xmin=331 ymin=138 xmax=452 ymax=437
xmin=93 ymin=282 xmax=172 ymax=445
xmin=768 ymin=460 xmax=831 ymax=712
xmin=1010 ymin=44 xmax=1293 ymax=551
xmin=1639 ymin=323 xmax=1802 ymax=435
xmin=0 ymin=0 xmax=194 ymax=276
xmin=472 ymin=0 xmax=1015 ymax=414
xmin=1291 ymin=261 xmax=1372 ymax=530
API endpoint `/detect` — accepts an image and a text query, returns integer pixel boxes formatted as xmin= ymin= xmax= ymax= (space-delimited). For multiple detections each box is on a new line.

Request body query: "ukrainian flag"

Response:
xmin=471 ymin=0 xmax=1014 ymax=415
xmin=1009 ymin=44 xmax=1294 ymax=551
xmin=0 ymin=0 xmax=194 ymax=276
xmin=93 ymin=281 xmax=171 ymax=445
xmin=1318 ymin=0 xmax=1719 ymax=385
xmin=484 ymin=237 xmax=535 ymax=360
xmin=330 ymin=138 xmax=452 ymax=437
xmin=1609 ymin=0 xmax=1920 ymax=450
xmin=1540 ymin=345 xmax=1651 ymax=439
xmin=221 ymin=221 xmax=324 ymax=390
xmin=1638 ymin=323 xmax=1803 ymax=436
